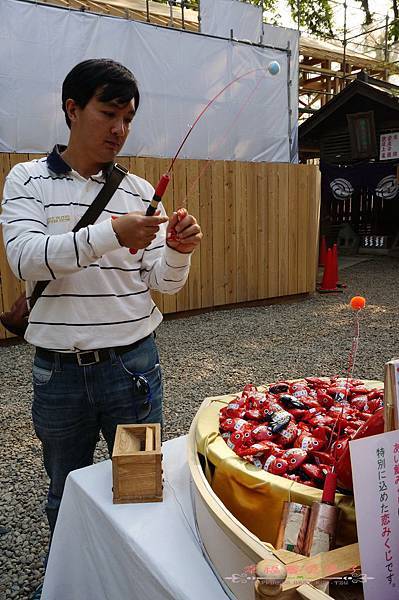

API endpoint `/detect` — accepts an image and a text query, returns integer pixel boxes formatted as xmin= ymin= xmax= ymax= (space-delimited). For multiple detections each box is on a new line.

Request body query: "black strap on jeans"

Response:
xmin=29 ymin=163 xmax=128 ymax=310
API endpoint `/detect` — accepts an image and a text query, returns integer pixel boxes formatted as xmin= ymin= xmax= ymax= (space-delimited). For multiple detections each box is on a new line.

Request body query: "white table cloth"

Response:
xmin=42 ymin=435 xmax=229 ymax=600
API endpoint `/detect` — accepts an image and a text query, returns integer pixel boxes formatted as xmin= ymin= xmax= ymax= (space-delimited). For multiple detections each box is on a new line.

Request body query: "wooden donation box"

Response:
xmin=112 ymin=423 xmax=163 ymax=504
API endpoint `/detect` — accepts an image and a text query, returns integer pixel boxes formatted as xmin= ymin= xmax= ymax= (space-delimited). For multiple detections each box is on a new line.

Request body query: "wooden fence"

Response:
xmin=0 ymin=154 xmax=320 ymax=340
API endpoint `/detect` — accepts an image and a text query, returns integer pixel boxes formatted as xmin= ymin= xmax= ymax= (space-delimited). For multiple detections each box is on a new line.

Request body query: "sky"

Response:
xmin=263 ymin=0 xmax=398 ymax=61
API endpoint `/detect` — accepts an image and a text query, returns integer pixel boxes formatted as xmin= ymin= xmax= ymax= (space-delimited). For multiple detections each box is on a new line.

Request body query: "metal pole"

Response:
xmin=286 ymin=41 xmax=293 ymax=162
xmin=345 ymin=21 xmax=397 ymax=43
xmin=297 ymin=0 xmax=300 ymax=31
xmin=384 ymin=14 xmax=389 ymax=80
xmin=260 ymin=0 xmax=264 ymax=44
xmin=197 ymin=0 xmax=201 ymax=33
xmin=146 ymin=0 xmax=150 ymax=23
xmin=181 ymin=0 xmax=185 ymax=30
xmin=343 ymin=0 xmax=347 ymax=86
xmin=168 ymin=0 xmax=174 ymax=28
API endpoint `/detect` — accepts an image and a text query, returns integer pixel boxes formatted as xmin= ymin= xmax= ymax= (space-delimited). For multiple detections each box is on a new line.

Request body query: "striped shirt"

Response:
xmin=1 ymin=146 xmax=191 ymax=351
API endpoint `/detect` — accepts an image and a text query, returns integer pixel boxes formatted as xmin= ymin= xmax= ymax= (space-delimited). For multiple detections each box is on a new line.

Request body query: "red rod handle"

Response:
xmin=129 ymin=174 xmax=171 ymax=254
xmin=112 ymin=174 xmax=171 ymax=255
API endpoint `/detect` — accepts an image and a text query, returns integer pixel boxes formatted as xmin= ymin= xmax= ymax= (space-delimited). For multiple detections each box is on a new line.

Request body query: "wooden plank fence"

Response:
xmin=0 ymin=154 xmax=320 ymax=340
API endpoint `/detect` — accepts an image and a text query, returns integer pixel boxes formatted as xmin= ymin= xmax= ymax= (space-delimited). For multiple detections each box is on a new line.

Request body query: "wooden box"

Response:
xmin=112 ymin=423 xmax=162 ymax=504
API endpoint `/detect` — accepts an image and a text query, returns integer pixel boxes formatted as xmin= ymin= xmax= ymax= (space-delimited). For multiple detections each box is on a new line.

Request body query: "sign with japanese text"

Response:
xmin=380 ymin=133 xmax=399 ymax=160
xmin=350 ymin=429 xmax=399 ymax=599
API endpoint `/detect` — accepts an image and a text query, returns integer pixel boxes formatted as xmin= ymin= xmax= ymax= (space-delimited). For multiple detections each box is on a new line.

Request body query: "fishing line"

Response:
xmin=166 ymin=66 xmax=273 ymax=176
xmin=332 ymin=308 xmax=362 ymax=459
xmin=163 ymin=475 xmax=239 ymax=599
xmin=328 ymin=300 xmax=364 ymax=461
xmin=182 ymin=69 xmax=269 ymax=207
xmin=144 ymin=62 xmax=281 ymax=213
xmin=128 ymin=61 xmax=280 ymax=251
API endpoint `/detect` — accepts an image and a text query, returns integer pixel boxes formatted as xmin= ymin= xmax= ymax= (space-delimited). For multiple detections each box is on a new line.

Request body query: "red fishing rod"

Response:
xmin=126 ymin=61 xmax=281 ymax=252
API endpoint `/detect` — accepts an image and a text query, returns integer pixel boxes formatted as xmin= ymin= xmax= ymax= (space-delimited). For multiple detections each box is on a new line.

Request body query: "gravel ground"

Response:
xmin=1 ymin=255 xmax=398 ymax=599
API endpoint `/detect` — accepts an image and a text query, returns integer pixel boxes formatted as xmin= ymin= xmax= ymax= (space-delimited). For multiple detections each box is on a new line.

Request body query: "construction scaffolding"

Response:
xmin=297 ymin=0 xmax=399 ymax=119
xmin=17 ymin=0 xmax=399 ymax=119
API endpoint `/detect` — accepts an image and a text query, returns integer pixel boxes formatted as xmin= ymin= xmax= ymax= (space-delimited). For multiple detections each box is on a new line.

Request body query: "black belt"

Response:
xmin=35 ymin=334 xmax=152 ymax=367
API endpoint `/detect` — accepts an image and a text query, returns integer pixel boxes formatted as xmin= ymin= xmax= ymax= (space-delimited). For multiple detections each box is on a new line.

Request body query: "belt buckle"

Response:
xmin=77 ymin=350 xmax=100 ymax=366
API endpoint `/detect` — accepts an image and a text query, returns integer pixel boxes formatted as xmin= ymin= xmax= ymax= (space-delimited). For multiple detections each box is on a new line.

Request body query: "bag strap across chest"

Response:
xmin=29 ymin=162 xmax=128 ymax=310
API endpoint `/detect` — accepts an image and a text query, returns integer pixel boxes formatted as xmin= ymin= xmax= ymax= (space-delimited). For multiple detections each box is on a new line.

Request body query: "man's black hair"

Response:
xmin=62 ymin=58 xmax=140 ymax=128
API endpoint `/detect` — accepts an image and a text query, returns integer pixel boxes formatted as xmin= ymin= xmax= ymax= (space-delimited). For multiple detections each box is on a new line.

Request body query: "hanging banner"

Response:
xmin=321 ymin=161 xmax=399 ymax=202
xmin=0 ymin=0 xmax=294 ymax=162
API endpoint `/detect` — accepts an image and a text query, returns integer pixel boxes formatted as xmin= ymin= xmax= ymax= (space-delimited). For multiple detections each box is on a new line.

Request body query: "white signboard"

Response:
xmin=350 ymin=429 xmax=399 ymax=599
xmin=380 ymin=133 xmax=399 ymax=160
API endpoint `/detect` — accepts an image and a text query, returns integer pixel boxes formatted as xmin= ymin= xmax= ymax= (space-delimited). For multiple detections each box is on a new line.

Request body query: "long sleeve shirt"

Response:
xmin=1 ymin=146 xmax=191 ymax=351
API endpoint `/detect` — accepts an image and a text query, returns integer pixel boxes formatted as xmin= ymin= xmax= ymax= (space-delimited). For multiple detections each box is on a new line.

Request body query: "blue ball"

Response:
xmin=268 ymin=61 xmax=281 ymax=76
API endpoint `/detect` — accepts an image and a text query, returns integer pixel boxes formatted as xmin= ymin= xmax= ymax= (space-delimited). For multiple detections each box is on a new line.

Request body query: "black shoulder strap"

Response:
xmin=29 ymin=163 xmax=128 ymax=310
xmin=74 ymin=163 xmax=127 ymax=230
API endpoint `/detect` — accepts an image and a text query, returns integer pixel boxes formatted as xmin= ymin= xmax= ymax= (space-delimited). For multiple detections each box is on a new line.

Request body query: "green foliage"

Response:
xmin=287 ymin=0 xmax=334 ymax=37
xmin=242 ymin=0 xmax=279 ymax=9
xmin=152 ymin=0 xmax=199 ymax=9
xmin=391 ymin=0 xmax=399 ymax=42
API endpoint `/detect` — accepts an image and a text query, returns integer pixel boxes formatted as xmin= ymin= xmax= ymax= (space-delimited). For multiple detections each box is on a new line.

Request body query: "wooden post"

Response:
xmin=254 ymin=558 xmax=287 ymax=598
xmin=384 ymin=359 xmax=399 ymax=431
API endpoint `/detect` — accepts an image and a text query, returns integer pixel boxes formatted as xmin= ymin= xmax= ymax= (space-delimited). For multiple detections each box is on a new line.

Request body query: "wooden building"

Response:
xmin=299 ymin=74 xmax=399 ymax=252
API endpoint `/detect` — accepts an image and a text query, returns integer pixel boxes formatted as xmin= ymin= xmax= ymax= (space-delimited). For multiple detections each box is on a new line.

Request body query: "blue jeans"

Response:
xmin=31 ymin=334 xmax=163 ymax=535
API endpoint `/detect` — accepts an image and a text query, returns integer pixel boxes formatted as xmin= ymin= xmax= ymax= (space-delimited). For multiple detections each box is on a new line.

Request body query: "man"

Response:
xmin=1 ymin=58 xmax=202 ymax=590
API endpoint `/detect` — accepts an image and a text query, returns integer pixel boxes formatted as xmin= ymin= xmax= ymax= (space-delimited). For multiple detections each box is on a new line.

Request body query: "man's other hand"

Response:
xmin=166 ymin=208 xmax=202 ymax=254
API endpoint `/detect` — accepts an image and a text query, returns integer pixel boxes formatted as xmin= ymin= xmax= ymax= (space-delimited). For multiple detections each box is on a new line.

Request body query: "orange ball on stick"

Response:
xmin=350 ymin=296 xmax=366 ymax=311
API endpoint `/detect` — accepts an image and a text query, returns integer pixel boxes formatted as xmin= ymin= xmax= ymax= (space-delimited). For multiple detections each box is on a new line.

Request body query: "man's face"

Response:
xmin=67 ymin=92 xmax=135 ymax=164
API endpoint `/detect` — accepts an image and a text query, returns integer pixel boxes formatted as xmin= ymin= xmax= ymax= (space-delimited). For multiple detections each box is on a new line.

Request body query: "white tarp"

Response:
xmin=262 ymin=22 xmax=300 ymax=162
xmin=0 ymin=0 xmax=295 ymax=162
xmin=200 ymin=0 xmax=263 ymax=44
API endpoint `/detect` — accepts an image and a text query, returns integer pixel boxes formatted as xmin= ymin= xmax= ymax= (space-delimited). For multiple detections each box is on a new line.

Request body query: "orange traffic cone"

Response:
xmin=332 ymin=243 xmax=347 ymax=289
xmin=319 ymin=235 xmax=327 ymax=267
xmin=319 ymin=248 xmax=342 ymax=293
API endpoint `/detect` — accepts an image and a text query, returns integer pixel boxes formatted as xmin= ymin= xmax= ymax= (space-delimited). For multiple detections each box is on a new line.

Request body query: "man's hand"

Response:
xmin=111 ymin=211 xmax=168 ymax=249
xmin=166 ymin=208 xmax=202 ymax=254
